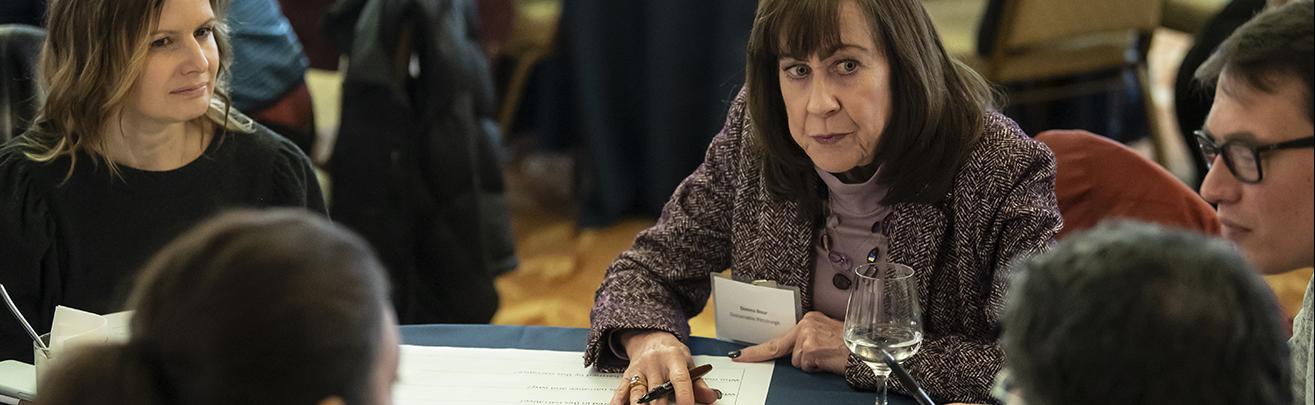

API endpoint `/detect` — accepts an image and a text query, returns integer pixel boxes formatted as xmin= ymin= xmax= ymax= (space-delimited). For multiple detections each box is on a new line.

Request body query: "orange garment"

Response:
xmin=1038 ymin=129 xmax=1221 ymax=238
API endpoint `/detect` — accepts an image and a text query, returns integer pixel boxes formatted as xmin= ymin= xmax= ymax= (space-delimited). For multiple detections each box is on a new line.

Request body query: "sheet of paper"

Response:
xmin=50 ymin=307 xmax=133 ymax=354
xmin=101 ymin=311 xmax=133 ymax=343
xmin=394 ymin=346 xmax=774 ymax=405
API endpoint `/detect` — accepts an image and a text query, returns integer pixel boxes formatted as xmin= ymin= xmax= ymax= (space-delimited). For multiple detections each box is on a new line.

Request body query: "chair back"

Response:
xmin=1037 ymin=130 xmax=1220 ymax=239
xmin=0 ymin=24 xmax=45 ymax=143
xmin=995 ymin=0 xmax=1161 ymax=51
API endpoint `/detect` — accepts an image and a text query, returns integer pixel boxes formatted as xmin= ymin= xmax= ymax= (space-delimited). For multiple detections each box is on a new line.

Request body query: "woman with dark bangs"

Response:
xmin=0 ymin=0 xmax=324 ymax=362
xmin=587 ymin=0 xmax=1060 ymax=403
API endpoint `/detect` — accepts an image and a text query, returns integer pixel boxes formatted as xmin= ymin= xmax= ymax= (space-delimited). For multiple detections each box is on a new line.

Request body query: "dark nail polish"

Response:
xmin=727 ymin=350 xmax=741 ymax=359
xmin=714 ymin=389 xmax=723 ymax=399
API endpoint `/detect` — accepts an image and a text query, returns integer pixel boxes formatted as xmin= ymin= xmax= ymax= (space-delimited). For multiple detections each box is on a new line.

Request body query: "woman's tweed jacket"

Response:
xmin=586 ymin=91 xmax=1061 ymax=403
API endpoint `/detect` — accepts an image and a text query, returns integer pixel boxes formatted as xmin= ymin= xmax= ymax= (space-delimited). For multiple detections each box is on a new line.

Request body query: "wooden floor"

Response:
xmin=486 ymin=176 xmax=719 ymax=335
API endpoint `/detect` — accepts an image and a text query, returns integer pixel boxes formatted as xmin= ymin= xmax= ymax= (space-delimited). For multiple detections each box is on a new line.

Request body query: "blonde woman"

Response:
xmin=0 ymin=0 xmax=324 ymax=362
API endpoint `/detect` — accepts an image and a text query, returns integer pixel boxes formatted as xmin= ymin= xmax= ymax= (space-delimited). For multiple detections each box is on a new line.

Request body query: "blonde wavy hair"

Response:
xmin=19 ymin=0 xmax=253 ymax=177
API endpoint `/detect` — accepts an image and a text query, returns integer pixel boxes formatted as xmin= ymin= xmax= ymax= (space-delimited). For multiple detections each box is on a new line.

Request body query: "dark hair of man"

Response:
xmin=36 ymin=209 xmax=392 ymax=405
xmin=745 ymin=0 xmax=996 ymax=220
xmin=1002 ymin=221 xmax=1292 ymax=405
xmin=1196 ymin=0 xmax=1314 ymax=124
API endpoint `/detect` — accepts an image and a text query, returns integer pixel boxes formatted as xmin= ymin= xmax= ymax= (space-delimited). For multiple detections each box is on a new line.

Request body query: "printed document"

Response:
xmin=395 ymin=346 xmax=774 ymax=405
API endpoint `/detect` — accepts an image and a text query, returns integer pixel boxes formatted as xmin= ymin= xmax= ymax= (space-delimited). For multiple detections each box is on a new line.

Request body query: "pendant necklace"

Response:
xmin=819 ymin=207 xmax=894 ymax=290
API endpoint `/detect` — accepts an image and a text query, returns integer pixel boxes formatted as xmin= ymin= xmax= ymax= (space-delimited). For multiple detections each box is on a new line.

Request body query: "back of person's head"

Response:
xmin=1001 ymin=221 xmax=1292 ymax=405
xmin=1196 ymin=0 xmax=1313 ymax=124
xmin=36 ymin=209 xmax=396 ymax=405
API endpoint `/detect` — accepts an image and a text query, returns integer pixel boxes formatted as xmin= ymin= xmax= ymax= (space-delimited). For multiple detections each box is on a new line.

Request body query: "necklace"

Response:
xmin=819 ymin=208 xmax=893 ymax=290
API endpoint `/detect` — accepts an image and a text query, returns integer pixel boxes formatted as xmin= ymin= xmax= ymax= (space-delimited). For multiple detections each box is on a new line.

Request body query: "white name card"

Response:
xmin=711 ymin=272 xmax=801 ymax=345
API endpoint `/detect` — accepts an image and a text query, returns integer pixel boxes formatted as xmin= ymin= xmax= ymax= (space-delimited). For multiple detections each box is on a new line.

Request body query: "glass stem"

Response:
xmin=878 ymin=376 xmax=888 ymax=405
xmin=876 ymin=373 xmax=889 ymax=405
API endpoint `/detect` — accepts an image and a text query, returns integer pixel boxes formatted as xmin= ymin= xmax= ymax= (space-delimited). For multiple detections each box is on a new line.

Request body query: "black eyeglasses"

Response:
xmin=1193 ymin=130 xmax=1315 ymax=184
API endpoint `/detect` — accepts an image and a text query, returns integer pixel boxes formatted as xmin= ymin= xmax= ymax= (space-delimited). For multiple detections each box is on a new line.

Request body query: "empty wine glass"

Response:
xmin=843 ymin=262 xmax=923 ymax=405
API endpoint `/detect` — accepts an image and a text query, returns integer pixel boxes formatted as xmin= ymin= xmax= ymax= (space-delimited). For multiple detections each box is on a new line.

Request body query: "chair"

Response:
xmin=0 ymin=24 xmax=45 ymax=143
xmin=928 ymin=0 xmax=1168 ymax=163
xmin=495 ymin=0 xmax=561 ymax=137
xmin=1162 ymin=0 xmax=1231 ymax=34
xmin=1037 ymin=129 xmax=1219 ymax=239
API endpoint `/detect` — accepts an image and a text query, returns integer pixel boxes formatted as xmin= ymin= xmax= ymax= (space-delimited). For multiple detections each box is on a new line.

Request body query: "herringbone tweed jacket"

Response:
xmin=586 ymin=91 xmax=1061 ymax=403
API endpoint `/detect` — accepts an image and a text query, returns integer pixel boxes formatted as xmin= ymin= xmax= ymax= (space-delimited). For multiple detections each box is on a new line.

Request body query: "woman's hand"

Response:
xmin=731 ymin=311 xmax=848 ymax=374
xmin=610 ymin=330 xmax=721 ymax=405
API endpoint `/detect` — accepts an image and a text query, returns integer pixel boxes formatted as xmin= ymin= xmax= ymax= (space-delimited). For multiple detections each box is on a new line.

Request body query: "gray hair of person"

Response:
xmin=35 ymin=209 xmax=392 ymax=405
xmin=1001 ymin=221 xmax=1292 ymax=405
xmin=1196 ymin=0 xmax=1313 ymax=124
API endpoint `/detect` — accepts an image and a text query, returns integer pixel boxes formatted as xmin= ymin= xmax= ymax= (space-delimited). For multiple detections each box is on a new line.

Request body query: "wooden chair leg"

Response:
xmin=1136 ymin=63 xmax=1168 ymax=166
xmin=497 ymin=49 xmax=548 ymax=139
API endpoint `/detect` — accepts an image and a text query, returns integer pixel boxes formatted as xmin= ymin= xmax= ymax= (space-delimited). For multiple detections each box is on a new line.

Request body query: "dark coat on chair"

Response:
xmin=325 ymin=0 xmax=515 ymax=324
xmin=587 ymin=91 xmax=1062 ymax=403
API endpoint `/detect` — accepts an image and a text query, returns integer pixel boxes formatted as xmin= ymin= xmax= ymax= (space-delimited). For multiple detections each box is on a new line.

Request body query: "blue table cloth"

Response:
xmin=401 ymin=324 xmax=915 ymax=405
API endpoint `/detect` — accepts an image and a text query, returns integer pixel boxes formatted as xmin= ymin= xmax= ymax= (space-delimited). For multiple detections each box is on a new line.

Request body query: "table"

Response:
xmin=0 ymin=324 xmax=913 ymax=404
xmin=402 ymin=324 xmax=914 ymax=405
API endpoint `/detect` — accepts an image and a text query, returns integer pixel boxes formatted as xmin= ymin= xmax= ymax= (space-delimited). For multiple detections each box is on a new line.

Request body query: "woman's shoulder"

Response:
xmin=684 ymin=87 xmax=757 ymax=178
xmin=215 ymin=123 xmax=321 ymax=208
xmin=971 ymin=112 xmax=1051 ymax=162
xmin=0 ymin=134 xmax=63 ymax=226
xmin=216 ymin=122 xmax=313 ymax=169
xmin=716 ymin=88 xmax=754 ymax=148
xmin=959 ymin=112 xmax=1054 ymax=177
xmin=948 ymin=112 xmax=1056 ymax=198
xmin=0 ymin=133 xmax=67 ymax=191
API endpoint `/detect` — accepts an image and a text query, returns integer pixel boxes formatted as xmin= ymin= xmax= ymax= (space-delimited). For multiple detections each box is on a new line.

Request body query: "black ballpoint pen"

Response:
xmin=637 ymin=364 xmax=714 ymax=403
xmin=878 ymin=347 xmax=936 ymax=405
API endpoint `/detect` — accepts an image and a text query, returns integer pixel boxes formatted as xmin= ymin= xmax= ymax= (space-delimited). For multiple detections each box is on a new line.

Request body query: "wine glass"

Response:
xmin=842 ymin=262 xmax=923 ymax=405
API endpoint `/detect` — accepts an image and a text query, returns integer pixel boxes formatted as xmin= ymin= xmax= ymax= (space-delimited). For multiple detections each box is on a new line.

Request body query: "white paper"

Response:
xmin=711 ymin=273 xmax=801 ymax=345
xmin=49 ymin=306 xmax=133 ymax=354
xmin=394 ymin=346 xmax=774 ymax=405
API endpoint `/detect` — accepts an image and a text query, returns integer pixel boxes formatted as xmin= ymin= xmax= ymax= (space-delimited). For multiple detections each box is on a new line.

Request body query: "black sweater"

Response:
xmin=0 ymin=124 xmax=325 ymax=361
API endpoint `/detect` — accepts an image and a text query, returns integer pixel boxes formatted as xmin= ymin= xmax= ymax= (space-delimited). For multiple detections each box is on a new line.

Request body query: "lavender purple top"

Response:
xmin=812 ymin=166 xmax=892 ymax=319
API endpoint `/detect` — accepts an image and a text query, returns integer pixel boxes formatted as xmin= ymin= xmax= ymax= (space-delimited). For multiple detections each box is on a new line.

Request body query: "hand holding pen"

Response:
xmin=638 ymin=364 xmax=714 ymax=403
xmin=614 ymin=330 xmax=721 ymax=405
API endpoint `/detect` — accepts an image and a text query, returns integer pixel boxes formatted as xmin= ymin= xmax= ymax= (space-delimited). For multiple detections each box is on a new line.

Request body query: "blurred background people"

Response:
xmin=1192 ymin=0 xmax=1313 ymax=402
xmin=998 ymin=221 xmax=1293 ymax=405
xmin=0 ymin=0 xmax=324 ymax=361
xmin=226 ymin=0 xmax=317 ymax=154
xmin=36 ymin=209 xmax=398 ymax=405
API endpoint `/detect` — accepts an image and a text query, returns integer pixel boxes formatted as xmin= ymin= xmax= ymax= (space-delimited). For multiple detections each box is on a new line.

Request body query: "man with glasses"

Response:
xmin=1193 ymin=1 xmax=1313 ymax=403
